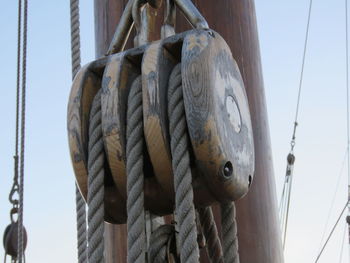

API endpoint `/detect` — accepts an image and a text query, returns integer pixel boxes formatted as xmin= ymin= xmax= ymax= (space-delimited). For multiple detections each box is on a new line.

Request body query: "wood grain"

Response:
xmin=182 ymin=30 xmax=255 ymax=202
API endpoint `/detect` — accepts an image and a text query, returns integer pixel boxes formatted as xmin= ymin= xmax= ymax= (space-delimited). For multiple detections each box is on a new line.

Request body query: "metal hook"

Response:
xmin=132 ymin=0 xmax=150 ymax=47
xmin=161 ymin=0 xmax=176 ymax=38
xmin=10 ymin=207 xmax=18 ymax=223
xmin=174 ymin=0 xmax=208 ymax=29
xmin=107 ymin=0 xmax=135 ymax=55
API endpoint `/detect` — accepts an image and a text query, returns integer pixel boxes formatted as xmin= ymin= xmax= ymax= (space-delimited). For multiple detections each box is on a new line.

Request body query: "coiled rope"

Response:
xmin=221 ymin=202 xmax=239 ymax=263
xmin=87 ymin=90 xmax=105 ymax=262
xmin=168 ymin=64 xmax=199 ymax=263
xmin=126 ymin=76 xmax=146 ymax=263
xmin=69 ymin=0 xmax=87 ymax=262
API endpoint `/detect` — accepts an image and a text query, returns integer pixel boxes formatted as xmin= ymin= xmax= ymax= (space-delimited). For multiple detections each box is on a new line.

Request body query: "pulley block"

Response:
xmin=67 ymin=0 xmax=255 ymax=223
xmin=67 ymin=57 xmax=127 ymax=223
xmin=3 ymin=222 xmax=27 ymax=259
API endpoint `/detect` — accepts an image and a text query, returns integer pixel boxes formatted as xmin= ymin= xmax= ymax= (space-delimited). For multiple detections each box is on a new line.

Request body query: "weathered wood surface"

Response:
xmin=95 ymin=0 xmax=283 ymax=262
xmin=67 ymin=57 xmax=126 ymax=223
xmin=182 ymin=30 xmax=254 ymax=203
xmin=68 ymin=58 xmax=106 ymax=199
xmin=142 ymin=40 xmax=176 ymax=201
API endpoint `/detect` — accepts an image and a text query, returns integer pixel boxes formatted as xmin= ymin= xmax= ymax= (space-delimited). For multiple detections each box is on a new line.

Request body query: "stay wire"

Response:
xmin=317 ymin=149 xmax=348 ymax=254
xmin=17 ymin=0 xmax=28 ymax=262
xmin=291 ymin=0 xmax=313 ymax=147
xmin=315 ymin=201 xmax=349 ymax=262
xmin=280 ymin=0 xmax=313 ymax=250
xmin=15 ymin=0 xmax=22 ymax=158
xmin=8 ymin=0 xmax=22 ymax=212
xmin=338 ymin=222 xmax=346 ymax=263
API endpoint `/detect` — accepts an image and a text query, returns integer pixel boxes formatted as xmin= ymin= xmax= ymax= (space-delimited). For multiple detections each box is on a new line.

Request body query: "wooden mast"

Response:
xmin=94 ymin=1 xmax=284 ymax=262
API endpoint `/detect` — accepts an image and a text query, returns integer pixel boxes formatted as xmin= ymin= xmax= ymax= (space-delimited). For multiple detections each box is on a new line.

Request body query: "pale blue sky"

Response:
xmin=0 ymin=1 xmax=348 ymax=262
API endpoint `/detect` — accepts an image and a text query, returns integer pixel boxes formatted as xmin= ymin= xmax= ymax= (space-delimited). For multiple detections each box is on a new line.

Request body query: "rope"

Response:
xmin=17 ymin=0 xmax=28 ymax=261
xmin=76 ymin=187 xmax=87 ymax=263
xmin=198 ymin=207 xmax=224 ymax=263
xmin=87 ymin=90 xmax=105 ymax=263
xmin=69 ymin=0 xmax=87 ymax=262
xmin=221 ymin=202 xmax=239 ymax=263
xmin=126 ymin=76 xmax=146 ymax=263
xmin=70 ymin=0 xmax=81 ymax=78
xmin=148 ymin=225 xmax=174 ymax=263
xmin=168 ymin=64 xmax=199 ymax=263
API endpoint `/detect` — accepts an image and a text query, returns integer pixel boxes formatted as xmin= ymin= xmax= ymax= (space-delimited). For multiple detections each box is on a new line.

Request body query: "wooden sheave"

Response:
xmin=94 ymin=0 xmax=284 ymax=262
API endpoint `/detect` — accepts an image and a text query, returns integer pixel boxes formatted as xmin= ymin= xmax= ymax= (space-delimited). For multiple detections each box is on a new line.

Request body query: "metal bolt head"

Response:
xmin=222 ymin=161 xmax=233 ymax=179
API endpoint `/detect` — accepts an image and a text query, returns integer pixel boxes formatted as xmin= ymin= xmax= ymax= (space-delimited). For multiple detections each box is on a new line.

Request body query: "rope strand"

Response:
xmin=87 ymin=91 xmax=105 ymax=263
xmin=198 ymin=207 xmax=224 ymax=263
xmin=126 ymin=76 xmax=146 ymax=263
xmin=168 ymin=64 xmax=199 ymax=263
xmin=69 ymin=0 xmax=87 ymax=262
xmin=221 ymin=202 xmax=240 ymax=263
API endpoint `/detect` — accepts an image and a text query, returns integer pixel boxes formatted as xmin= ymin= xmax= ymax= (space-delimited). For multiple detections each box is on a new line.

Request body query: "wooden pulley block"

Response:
xmin=142 ymin=32 xmax=216 ymax=206
xmin=101 ymin=46 xmax=174 ymax=221
xmin=182 ymin=30 xmax=255 ymax=202
xmin=143 ymin=29 xmax=254 ymax=206
xmin=67 ymin=58 xmax=126 ymax=223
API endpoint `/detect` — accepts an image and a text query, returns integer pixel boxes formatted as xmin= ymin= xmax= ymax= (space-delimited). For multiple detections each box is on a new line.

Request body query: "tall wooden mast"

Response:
xmin=94 ymin=1 xmax=284 ymax=262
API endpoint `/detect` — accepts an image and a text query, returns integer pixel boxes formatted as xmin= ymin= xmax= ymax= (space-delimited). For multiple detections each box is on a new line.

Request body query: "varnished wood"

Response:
xmin=95 ymin=1 xmax=283 ymax=262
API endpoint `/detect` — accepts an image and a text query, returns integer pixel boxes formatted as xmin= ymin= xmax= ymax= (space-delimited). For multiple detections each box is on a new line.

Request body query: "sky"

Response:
xmin=0 ymin=1 xmax=349 ymax=262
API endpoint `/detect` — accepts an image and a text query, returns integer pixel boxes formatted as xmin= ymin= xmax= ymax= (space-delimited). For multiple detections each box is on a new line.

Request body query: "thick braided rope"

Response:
xmin=198 ymin=207 xmax=224 ymax=263
xmin=221 ymin=202 xmax=239 ymax=263
xmin=88 ymin=91 xmax=105 ymax=263
xmin=148 ymin=225 xmax=174 ymax=263
xmin=69 ymin=1 xmax=87 ymax=261
xmin=76 ymin=187 xmax=87 ymax=263
xmin=168 ymin=64 xmax=199 ymax=263
xmin=126 ymin=76 xmax=146 ymax=263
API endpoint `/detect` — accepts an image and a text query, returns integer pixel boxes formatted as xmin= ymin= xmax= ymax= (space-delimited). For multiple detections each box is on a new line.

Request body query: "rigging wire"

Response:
xmin=279 ymin=0 xmax=313 ymax=249
xmin=317 ymin=149 xmax=348 ymax=254
xmin=315 ymin=201 xmax=349 ymax=262
xmin=345 ymin=0 xmax=350 ymax=257
xmin=338 ymin=222 xmax=347 ymax=263
xmin=17 ymin=0 xmax=28 ymax=262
